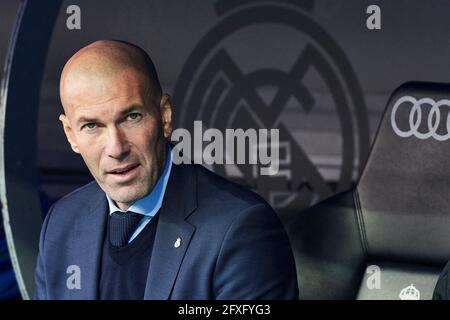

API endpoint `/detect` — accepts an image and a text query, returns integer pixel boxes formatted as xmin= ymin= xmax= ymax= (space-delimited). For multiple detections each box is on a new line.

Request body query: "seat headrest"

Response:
xmin=357 ymin=82 xmax=450 ymax=264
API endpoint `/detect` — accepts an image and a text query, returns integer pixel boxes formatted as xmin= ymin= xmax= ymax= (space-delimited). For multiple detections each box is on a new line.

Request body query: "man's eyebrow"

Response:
xmin=75 ymin=105 xmax=145 ymax=126
xmin=119 ymin=104 xmax=144 ymax=116
xmin=76 ymin=116 xmax=99 ymax=126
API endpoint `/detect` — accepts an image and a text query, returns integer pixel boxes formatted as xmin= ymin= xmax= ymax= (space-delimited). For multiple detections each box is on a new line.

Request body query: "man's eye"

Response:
xmin=126 ymin=113 xmax=142 ymax=121
xmin=82 ymin=123 xmax=97 ymax=130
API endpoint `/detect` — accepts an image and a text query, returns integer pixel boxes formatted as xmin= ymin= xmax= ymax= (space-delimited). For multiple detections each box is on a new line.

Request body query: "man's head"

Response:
xmin=59 ymin=40 xmax=172 ymax=210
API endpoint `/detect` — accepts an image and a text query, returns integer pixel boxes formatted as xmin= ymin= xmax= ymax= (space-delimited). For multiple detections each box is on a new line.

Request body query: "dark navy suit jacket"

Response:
xmin=35 ymin=163 xmax=299 ymax=299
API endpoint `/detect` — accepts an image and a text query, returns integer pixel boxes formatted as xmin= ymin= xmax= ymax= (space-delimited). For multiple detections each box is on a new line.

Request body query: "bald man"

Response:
xmin=34 ymin=40 xmax=298 ymax=300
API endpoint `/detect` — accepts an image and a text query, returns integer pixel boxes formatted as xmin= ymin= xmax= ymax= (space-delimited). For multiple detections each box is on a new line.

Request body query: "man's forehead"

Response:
xmin=63 ymin=54 xmax=123 ymax=87
xmin=63 ymin=63 xmax=146 ymax=92
xmin=62 ymin=68 xmax=150 ymax=111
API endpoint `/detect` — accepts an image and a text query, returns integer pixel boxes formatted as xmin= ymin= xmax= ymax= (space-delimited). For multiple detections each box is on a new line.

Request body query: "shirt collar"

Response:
xmin=106 ymin=144 xmax=173 ymax=217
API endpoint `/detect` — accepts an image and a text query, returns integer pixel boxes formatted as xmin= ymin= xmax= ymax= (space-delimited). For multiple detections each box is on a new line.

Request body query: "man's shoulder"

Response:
xmin=187 ymin=164 xmax=280 ymax=230
xmin=41 ymin=181 xmax=104 ymax=244
xmin=51 ymin=180 xmax=103 ymax=212
xmin=193 ymin=164 xmax=269 ymax=210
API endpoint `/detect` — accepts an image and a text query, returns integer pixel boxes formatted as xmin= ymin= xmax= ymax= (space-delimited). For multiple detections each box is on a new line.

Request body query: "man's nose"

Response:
xmin=105 ymin=126 xmax=130 ymax=160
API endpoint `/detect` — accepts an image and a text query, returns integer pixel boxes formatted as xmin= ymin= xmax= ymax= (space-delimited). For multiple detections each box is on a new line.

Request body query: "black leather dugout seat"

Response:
xmin=286 ymin=82 xmax=450 ymax=299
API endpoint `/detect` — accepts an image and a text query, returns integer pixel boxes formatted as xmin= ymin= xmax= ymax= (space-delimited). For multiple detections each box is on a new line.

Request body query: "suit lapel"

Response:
xmin=70 ymin=185 xmax=108 ymax=299
xmin=144 ymin=164 xmax=197 ymax=299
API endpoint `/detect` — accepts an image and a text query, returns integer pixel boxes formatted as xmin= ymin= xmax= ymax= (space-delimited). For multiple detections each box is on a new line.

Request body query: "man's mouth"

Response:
xmin=107 ymin=164 xmax=140 ymax=175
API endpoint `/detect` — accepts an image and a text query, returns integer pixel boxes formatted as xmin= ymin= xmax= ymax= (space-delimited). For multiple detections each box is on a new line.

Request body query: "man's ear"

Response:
xmin=160 ymin=94 xmax=173 ymax=139
xmin=59 ymin=114 xmax=80 ymax=154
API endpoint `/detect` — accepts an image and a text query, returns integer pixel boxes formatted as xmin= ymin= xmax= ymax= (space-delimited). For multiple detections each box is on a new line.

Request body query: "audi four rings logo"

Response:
xmin=391 ymin=96 xmax=450 ymax=141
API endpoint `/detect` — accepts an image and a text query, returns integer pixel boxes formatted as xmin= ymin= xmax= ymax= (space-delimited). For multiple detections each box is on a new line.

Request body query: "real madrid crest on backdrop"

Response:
xmin=173 ymin=0 xmax=369 ymax=221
